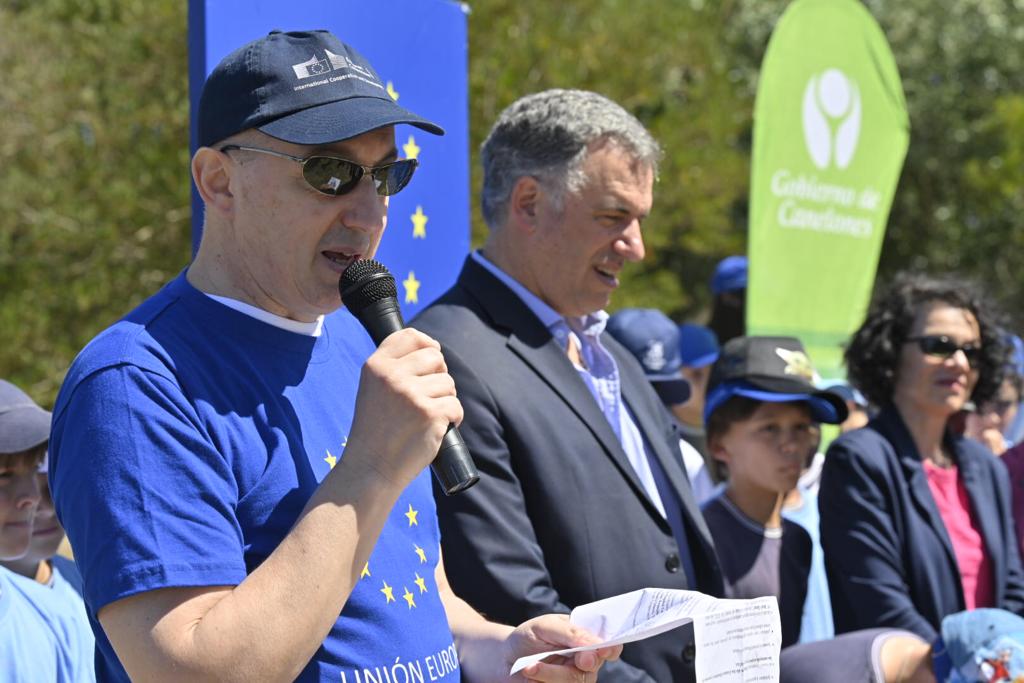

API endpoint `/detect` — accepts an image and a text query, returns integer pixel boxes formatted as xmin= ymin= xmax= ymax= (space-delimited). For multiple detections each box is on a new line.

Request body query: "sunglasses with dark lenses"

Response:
xmin=905 ymin=335 xmax=982 ymax=365
xmin=219 ymin=145 xmax=418 ymax=197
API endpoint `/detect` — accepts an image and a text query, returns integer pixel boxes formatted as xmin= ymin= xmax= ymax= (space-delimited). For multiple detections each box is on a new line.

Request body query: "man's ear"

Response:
xmin=507 ymin=176 xmax=542 ymax=231
xmin=192 ymin=147 xmax=235 ymax=217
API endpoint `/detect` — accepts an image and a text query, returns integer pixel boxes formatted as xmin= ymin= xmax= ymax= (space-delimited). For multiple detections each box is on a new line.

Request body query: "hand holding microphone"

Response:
xmin=340 ymin=259 xmax=479 ymax=495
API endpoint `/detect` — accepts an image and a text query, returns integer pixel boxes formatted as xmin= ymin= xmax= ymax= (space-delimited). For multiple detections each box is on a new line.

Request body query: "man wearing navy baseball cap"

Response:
xmin=49 ymin=30 xmax=616 ymax=683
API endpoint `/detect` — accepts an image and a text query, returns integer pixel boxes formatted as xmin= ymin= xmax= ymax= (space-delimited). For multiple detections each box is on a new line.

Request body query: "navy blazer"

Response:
xmin=819 ymin=406 xmax=1024 ymax=641
xmin=413 ymin=257 xmax=723 ymax=683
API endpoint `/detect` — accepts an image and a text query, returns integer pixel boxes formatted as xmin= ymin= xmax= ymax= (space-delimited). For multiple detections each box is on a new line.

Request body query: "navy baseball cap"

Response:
xmin=819 ymin=380 xmax=868 ymax=408
xmin=0 ymin=380 xmax=51 ymax=455
xmin=606 ymin=309 xmax=691 ymax=406
xmin=678 ymin=323 xmax=720 ymax=369
xmin=197 ymin=30 xmax=444 ymax=148
xmin=703 ymin=336 xmax=847 ymax=425
xmin=711 ymin=255 xmax=748 ymax=295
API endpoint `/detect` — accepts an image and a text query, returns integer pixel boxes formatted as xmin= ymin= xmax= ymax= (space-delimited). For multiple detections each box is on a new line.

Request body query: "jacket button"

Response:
xmin=682 ymin=643 xmax=696 ymax=663
xmin=665 ymin=553 xmax=681 ymax=573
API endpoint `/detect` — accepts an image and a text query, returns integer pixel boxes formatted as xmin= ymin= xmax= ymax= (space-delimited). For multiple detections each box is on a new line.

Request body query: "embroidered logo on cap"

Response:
xmin=643 ymin=341 xmax=667 ymax=372
xmin=292 ymin=49 xmax=377 ymax=81
xmin=775 ymin=347 xmax=815 ymax=382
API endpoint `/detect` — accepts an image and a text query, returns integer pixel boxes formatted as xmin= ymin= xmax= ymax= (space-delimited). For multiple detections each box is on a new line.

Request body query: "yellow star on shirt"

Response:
xmin=410 ymin=206 xmax=428 ymax=239
xmin=386 ymin=81 xmax=399 ymax=101
xmin=405 ymin=503 xmax=419 ymax=527
xmin=403 ymin=271 xmax=421 ymax=304
xmin=402 ymin=586 xmax=416 ymax=609
xmin=403 ymin=135 xmax=421 ymax=161
xmin=360 ymin=562 xmax=371 ymax=579
xmin=414 ymin=572 xmax=428 ymax=594
xmin=324 ymin=450 xmax=337 ymax=470
xmin=380 ymin=580 xmax=395 ymax=603
xmin=414 ymin=544 xmax=428 ymax=564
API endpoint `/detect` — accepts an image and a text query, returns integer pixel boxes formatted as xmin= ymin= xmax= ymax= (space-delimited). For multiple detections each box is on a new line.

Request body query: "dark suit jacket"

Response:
xmin=820 ymin=405 xmax=1024 ymax=642
xmin=413 ymin=257 xmax=722 ymax=683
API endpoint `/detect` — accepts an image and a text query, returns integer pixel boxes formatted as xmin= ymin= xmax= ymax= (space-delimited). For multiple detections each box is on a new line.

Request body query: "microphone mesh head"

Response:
xmin=338 ymin=259 xmax=398 ymax=316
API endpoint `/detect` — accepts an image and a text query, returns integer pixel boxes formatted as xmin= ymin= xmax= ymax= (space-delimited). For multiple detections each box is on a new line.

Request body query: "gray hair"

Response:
xmin=480 ymin=89 xmax=662 ymax=229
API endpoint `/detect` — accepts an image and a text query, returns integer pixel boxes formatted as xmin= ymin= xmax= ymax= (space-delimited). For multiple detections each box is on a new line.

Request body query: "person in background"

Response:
xmin=1000 ymin=334 xmax=1024 ymax=448
xmin=707 ymin=255 xmax=746 ymax=345
xmin=607 ymin=309 xmax=717 ymax=505
xmin=414 ymin=88 xmax=722 ymax=682
xmin=1 ymin=458 xmax=94 ymax=682
xmin=992 ymin=337 xmax=1024 ymax=565
xmin=820 ymin=273 xmax=1024 ymax=643
xmin=690 ymin=344 xmax=934 ymax=681
xmin=824 ymin=381 xmax=871 ymax=434
xmin=0 ymin=378 xmax=76 ymax=681
xmin=700 ymin=335 xmax=847 ymax=647
xmin=964 ymin=372 xmax=1021 ymax=456
xmin=675 ymin=323 xmax=721 ymax=482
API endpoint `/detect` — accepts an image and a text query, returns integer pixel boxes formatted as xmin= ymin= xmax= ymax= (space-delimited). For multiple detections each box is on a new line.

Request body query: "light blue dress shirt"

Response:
xmin=471 ymin=250 xmax=697 ymax=586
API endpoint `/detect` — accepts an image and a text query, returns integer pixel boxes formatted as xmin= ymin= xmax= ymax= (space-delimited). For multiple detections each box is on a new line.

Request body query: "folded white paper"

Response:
xmin=510 ymin=588 xmax=781 ymax=682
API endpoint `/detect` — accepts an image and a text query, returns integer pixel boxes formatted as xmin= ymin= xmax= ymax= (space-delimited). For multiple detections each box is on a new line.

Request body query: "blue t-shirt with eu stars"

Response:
xmin=49 ymin=272 xmax=459 ymax=682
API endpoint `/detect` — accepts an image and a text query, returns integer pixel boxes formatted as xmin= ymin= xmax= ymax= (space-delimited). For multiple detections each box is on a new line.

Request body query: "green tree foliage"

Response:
xmin=2 ymin=0 xmax=1023 ymax=405
xmin=1 ymin=0 xmax=190 ymax=402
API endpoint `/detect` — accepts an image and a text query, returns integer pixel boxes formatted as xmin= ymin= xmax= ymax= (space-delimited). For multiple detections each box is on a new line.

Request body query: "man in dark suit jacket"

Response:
xmin=414 ymin=89 xmax=723 ymax=682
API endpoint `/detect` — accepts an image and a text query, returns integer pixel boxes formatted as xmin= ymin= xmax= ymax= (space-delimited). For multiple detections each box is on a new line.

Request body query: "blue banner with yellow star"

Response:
xmin=188 ymin=0 xmax=470 ymax=320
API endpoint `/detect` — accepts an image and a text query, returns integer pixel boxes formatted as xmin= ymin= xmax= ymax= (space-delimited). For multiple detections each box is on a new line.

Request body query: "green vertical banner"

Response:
xmin=747 ymin=0 xmax=909 ymax=380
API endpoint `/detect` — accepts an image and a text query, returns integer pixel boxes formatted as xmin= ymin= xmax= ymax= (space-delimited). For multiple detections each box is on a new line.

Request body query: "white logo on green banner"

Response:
xmin=747 ymin=0 xmax=909 ymax=381
xmin=803 ymin=69 xmax=860 ymax=170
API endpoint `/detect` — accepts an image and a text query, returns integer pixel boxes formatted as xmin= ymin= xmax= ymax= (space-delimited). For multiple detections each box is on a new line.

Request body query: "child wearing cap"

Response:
xmin=699 ymin=340 xmax=936 ymax=682
xmin=699 ymin=336 xmax=846 ymax=647
xmin=0 ymin=379 xmax=93 ymax=682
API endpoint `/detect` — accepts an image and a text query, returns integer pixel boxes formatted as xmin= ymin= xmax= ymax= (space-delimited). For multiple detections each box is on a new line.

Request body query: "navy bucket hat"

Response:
xmin=197 ymin=30 xmax=444 ymax=148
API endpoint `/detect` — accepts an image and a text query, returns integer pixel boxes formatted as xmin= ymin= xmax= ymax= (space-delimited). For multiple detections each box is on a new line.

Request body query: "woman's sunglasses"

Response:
xmin=219 ymin=145 xmax=418 ymax=197
xmin=905 ymin=335 xmax=982 ymax=366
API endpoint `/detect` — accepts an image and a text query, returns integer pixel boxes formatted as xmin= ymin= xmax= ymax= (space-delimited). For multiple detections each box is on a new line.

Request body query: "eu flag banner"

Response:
xmin=746 ymin=0 xmax=909 ymax=380
xmin=188 ymin=0 xmax=470 ymax=320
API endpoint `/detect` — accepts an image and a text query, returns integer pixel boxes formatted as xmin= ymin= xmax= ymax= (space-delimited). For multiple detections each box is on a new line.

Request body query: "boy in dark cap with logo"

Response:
xmin=698 ymin=340 xmax=939 ymax=681
xmin=0 ymin=379 xmax=93 ymax=681
xmin=606 ymin=309 xmax=717 ymax=504
xmin=49 ymin=30 xmax=616 ymax=683
xmin=700 ymin=336 xmax=847 ymax=647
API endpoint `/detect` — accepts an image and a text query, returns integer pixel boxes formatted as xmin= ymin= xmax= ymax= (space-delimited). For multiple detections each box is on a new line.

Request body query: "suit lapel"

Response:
xmin=877 ymin=408 xmax=962 ymax=588
xmin=456 ymin=258 xmax=664 ymax=512
xmin=614 ymin=342 xmax=716 ymax=545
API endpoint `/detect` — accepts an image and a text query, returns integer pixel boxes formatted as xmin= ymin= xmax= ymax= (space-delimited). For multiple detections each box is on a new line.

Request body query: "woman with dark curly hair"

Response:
xmin=818 ymin=273 xmax=1024 ymax=642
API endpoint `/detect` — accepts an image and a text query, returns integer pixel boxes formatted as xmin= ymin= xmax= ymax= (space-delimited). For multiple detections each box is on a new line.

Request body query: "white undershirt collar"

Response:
xmin=203 ymin=293 xmax=324 ymax=337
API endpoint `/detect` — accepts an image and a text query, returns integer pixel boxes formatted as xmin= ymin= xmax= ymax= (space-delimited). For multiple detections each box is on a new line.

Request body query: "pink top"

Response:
xmin=923 ymin=460 xmax=994 ymax=610
xmin=1001 ymin=442 xmax=1024 ymax=563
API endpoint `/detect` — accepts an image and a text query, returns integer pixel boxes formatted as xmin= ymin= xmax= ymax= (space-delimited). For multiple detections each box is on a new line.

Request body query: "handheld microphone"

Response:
xmin=339 ymin=259 xmax=479 ymax=495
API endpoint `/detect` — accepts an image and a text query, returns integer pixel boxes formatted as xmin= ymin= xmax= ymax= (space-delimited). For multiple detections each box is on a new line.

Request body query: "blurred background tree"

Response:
xmin=2 ymin=0 xmax=1023 ymax=405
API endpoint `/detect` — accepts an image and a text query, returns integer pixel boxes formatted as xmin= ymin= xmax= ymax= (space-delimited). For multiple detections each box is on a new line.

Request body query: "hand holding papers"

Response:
xmin=510 ymin=588 xmax=782 ymax=682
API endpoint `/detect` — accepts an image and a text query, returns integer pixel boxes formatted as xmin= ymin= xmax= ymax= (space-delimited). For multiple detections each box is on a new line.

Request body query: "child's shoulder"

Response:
xmin=51 ymin=556 xmax=85 ymax=598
